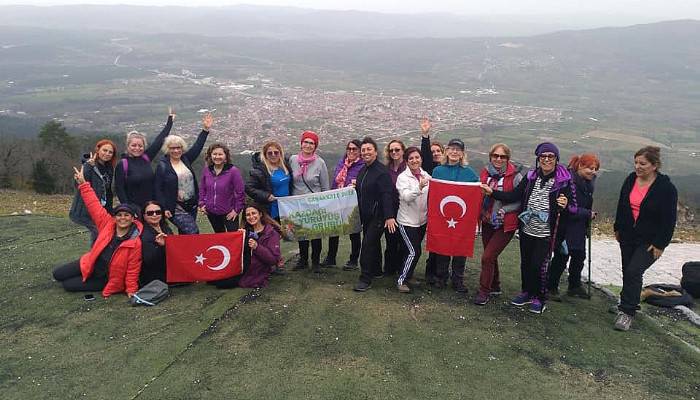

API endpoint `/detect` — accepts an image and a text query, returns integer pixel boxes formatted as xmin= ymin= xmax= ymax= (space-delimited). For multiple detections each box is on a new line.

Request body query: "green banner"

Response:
xmin=278 ymin=187 xmax=361 ymax=241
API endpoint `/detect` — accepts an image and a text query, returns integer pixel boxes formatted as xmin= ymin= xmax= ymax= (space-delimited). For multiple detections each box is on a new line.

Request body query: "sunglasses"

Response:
xmin=266 ymin=150 xmax=280 ymax=156
xmin=145 ymin=209 xmax=163 ymax=216
xmin=389 ymin=148 xmax=402 ymax=153
xmin=539 ymin=154 xmax=556 ymax=160
xmin=346 ymin=147 xmax=359 ymax=151
xmin=491 ymin=154 xmax=508 ymax=160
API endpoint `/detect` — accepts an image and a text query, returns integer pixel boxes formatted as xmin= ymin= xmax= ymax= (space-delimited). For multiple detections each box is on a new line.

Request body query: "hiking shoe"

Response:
xmin=614 ymin=312 xmax=633 ymax=331
xmin=549 ymin=288 xmax=562 ymax=302
xmin=353 ymin=281 xmax=371 ymax=292
xmin=489 ymin=287 xmax=503 ymax=296
xmin=397 ymin=284 xmax=411 ymax=293
xmin=292 ymin=260 xmax=308 ymax=271
xmin=529 ymin=299 xmax=546 ymax=314
xmin=474 ymin=292 xmax=489 ymax=306
xmin=511 ymin=292 xmax=532 ymax=306
xmin=567 ymin=286 xmax=590 ymax=299
xmin=342 ymin=260 xmax=359 ymax=271
xmin=320 ymin=258 xmax=336 ymax=268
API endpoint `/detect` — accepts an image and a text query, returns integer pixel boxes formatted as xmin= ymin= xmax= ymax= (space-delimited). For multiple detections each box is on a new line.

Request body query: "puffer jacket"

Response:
xmin=244 ymin=152 xmax=293 ymax=214
xmin=77 ymin=182 xmax=142 ymax=297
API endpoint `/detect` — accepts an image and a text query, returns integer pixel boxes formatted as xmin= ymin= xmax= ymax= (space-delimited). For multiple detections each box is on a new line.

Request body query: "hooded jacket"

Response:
xmin=239 ymin=224 xmax=281 ymax=288
xmin=199 ymin=163 xmax=245 ymax=215
xmin=245 ymin=152 xmax=293 ymax=214
xmin=614 ymin=172 xmax=677 ymax=249
xmin=77 ymin=182 xmax=142 ymax=297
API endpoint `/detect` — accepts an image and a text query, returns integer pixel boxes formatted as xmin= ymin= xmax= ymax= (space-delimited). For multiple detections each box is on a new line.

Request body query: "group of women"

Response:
xmin=55 ymin=110 xmax=678 ymax=332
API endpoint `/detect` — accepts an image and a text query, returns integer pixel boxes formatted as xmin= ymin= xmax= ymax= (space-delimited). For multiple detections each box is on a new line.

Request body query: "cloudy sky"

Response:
xmin=1 ymin=0 xmax=699 ymax=19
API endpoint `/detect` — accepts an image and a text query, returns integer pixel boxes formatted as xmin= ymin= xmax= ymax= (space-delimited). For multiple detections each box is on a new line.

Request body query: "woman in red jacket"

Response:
xmin=53 ymin=166 xmax=142 ymax=298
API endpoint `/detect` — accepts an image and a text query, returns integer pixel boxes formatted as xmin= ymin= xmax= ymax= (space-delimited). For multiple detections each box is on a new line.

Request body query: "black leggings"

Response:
xmin=53 ymin=260 xmax=106 ymax=292
xmin=206 ymin=213 xmax=240 ymax=233
xmin=298 ymin=239 xmax=322 ymax=265
xmin=619 ymin=243 xmax=657 ymax=316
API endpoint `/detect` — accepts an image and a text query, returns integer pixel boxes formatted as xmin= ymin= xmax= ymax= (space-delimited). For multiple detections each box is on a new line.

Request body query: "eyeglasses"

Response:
xmin=168 ymin=146 xmax=182 ymax=150
xmin=145 ymin=209 xmax=163 ymax=216
xmin=266 ymin=150 xmax=280 ymax=156
xmin=491 ymin=154 xmax=508 ymax=160
xmin=302 ymin=140 xmax=316 ymax=145
xmin=346 ymin=147 xmax=359 ymax=152
xmin=389 ymin=148 xmax=402 ymax=153
xmin=539 ymin=154 xmax=556 ymax=161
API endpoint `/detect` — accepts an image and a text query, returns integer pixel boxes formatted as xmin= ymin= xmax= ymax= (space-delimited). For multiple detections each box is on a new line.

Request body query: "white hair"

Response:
xmin=162 ymin=135 xmax=188 ymax=154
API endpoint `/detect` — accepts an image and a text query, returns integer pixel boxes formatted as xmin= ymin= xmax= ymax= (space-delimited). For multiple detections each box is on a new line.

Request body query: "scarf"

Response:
xmin=335 ymin=156 xmax=358 ymax=188
xmin=295 ymin=152 xmax=317 ymax=178
xmin=481 ymin=163 xmax=506 ymax=226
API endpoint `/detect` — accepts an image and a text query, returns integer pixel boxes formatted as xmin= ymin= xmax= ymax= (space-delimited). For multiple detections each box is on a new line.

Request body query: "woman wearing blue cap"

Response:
xmin=481 ymin=142 xmax=576 ymax=314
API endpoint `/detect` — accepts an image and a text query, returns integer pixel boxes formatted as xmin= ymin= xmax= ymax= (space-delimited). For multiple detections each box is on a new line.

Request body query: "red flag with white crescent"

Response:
xmin=165 ymin=230 xmax=245 ymax=283
xmin=426 ymin=179 xmax=483 ymax=257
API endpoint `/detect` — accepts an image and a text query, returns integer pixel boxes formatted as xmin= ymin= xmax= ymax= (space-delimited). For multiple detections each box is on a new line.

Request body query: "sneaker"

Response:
xmin=567 ymin=286 xmax=590 ymax=299
xmin=452 ymin=283 xmax=467 ymax=294
xmin=614 ymin=312 xmax=633 ymax=331
xmin=320 ymin=258 xmax=336 ymax=268
xmin=529 ymin=299 xmax=546 ymax=314
xmin=397 ymin=284 xmax=411 ymax=293
xmin=474 ymin=292 xmax=489 ymax=305
xmin=511 ymin=292 xmax=532 ymax=306
xmin=374 ymin=272 xmax=385 ymax=279
xmin=549 ymin=288 xmax=562 ymax=302
xmin=293 ymin=260 xmax=308 ymax=271
xmin=489 ymin=287 xmax=503 ymax=296
xmin=342 ymin=260 xmax=359 ymax=271
xmin=353 ymin=281 xmax=371 ymax=292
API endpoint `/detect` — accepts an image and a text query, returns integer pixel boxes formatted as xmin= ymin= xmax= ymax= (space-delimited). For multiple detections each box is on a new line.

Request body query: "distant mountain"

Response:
xmin=0 ymin=4 xmax=670 ymax=39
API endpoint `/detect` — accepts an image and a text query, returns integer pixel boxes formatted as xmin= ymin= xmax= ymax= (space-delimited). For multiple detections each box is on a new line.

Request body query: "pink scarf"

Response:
xmin=335 ymin=156 xmax=358 ymax=188
xmin=295 ymin=152 xmax=317 ymax=178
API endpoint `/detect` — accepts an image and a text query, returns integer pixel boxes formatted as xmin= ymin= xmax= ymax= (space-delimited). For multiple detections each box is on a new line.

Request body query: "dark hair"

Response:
xmin=403 ymin=146 xmax=421 ymax=162
xmin=141 ymin=201 xmax=169 ymax=230
xmin=361 ymin=137 xmax=377 ymax=151
xmin=205 ymin=143 xmax=231 ymax=166
xmin=384 ymin=139 xmax=406 ymax=163
xmin=634 ymin=146 xmax=662 ymax=170
xmin=346 ymin=139 xmax=362 ymax=150
xmin=241 ymin=203 xmax=282 ymax=234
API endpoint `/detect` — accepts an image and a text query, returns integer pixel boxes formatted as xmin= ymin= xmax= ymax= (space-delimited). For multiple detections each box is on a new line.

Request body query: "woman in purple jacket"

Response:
xmin=321 ymin=139 xmax=365 ymax=269
xmin=213 ymin=203 xmax=282 ymax=289
xmin=199 ymin=143 xmax=246 ymax=232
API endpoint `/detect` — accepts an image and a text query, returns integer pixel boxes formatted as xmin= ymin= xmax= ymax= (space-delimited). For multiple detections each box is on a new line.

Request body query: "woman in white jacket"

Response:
xmin=395 ymin=146 xmax=430 ymax=293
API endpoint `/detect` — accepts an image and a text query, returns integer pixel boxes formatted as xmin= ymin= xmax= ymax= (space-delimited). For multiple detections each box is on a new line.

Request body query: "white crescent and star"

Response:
xmin=439 ymin=195 xmax=467 ymax=229
xmin=194 ymin=245 xmax=232 ymax=271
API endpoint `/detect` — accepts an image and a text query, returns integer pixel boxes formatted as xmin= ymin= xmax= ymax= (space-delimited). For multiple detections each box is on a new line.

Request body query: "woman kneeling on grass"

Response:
xmin=212 ymin=204 xmax=282 ymax=289
xmin=53 ymin=166 xmax=142 ymax=298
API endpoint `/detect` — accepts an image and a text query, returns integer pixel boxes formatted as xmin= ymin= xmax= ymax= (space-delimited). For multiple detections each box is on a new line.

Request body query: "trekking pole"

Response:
xmin=587 ymin=219 xmax=592 ymax=299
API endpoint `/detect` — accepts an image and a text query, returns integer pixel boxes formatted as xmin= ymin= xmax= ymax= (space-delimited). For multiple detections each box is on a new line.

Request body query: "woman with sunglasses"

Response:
xmin=289 ymin=131 xmax=330 ymax=273
xmin=431 ymin=138 xmax=479 ymax=293
xmin=322 ymin=139 xmax=365 ymax=270
xmin=481 ymin=142 xmax=576 ymax=314
xmin=69 ymin=139 xmax=118 ymax=245
xmin=139 ymin=201 xmax=173 ymax=285
xmin=199 ymin=143 xmax=245 ymax=232
xmin=547 ymin=153 xmax=600 ymax=301
xmin=154 ymin=113 xmax=212 ymax=234
xmin=54 ymin=165 xmax=142 ymax=298
xmin=383 ymin=139 xmax=407 ymax=277
xmin=474 ymin=143 xmax=523 ymax=305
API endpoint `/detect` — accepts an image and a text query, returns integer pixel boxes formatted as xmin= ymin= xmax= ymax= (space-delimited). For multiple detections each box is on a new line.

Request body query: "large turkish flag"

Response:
xmin=165 ymin=230 xmax=246 ymax=283
xmin=426 ymin=179 xmax=483 ymax=257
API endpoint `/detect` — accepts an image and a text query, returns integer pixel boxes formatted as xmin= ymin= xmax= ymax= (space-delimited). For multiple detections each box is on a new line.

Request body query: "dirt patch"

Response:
xmin=584 ymin=130 xmax=669 ymax=149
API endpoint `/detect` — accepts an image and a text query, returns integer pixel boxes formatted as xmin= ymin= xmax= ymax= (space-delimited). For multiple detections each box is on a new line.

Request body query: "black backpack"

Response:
xmin=681 ymin=261 xmax=700 ymax=298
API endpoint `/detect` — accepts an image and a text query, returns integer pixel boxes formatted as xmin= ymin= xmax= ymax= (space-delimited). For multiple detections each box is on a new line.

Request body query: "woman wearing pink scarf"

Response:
xmin=289 ymin=131 xmax=330 ymax=272
xmin=321 ymin=139 xmax=365 ymax=269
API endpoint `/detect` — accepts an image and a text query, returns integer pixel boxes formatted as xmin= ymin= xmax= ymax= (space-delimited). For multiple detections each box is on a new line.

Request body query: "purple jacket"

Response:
xmin=239 ymin=224 xmax=281 ymax=288
xmin=331 ymin=156 xmax=365 ymax=189
xmin=199 ymin=164 xmax=245 ymax=215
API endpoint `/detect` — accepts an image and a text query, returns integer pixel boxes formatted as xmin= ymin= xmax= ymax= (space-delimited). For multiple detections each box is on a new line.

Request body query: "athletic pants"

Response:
xmin=359 ymin=217 xmax=384 ymax=284
xmin=397 ymin=224 xmax=426 ymax=285
xmin=206 ymin=213 xmax=240 ymax=233
xmin=518 ymin=232 xmax=551 ymax=301
xmin=618 ymin=243 xmax=657 ymax=316
xmin=53 ymin=260 xmax=106 ymax=292
xmin=383 ymin=229 xmax=402 ymax=276
xmin=479 ymin=223 xmax=514 ymax=295
xmin=548 ymin=248 xmax=586 ymax=291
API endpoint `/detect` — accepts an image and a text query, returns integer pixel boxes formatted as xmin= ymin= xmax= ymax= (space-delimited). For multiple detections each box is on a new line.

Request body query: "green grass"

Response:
xmin=1 ymin=215 xmax=699 ymax=399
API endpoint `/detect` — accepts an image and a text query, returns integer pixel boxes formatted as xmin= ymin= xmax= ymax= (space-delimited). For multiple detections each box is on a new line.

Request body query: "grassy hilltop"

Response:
xmin=1 ymin=214 xmax=698 ymax=399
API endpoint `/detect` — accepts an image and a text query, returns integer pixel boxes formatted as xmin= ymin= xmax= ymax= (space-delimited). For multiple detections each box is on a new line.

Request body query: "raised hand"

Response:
xmin=73 ymin=165 xmax=86 ymax=184
xmin=86 ymin=152 xmax=96 ymax=166
xmin=168 ymin=106 xmax=176 ymax=121
xmin=420 ymin=117 xmax=431 ymax=137
xmin=202 ymin=112 xmax=213 ymax=131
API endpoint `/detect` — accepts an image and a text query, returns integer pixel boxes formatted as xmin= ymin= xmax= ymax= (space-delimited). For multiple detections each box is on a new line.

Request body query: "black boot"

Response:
xmin=320 ymin=256 xmax=336 ymax=268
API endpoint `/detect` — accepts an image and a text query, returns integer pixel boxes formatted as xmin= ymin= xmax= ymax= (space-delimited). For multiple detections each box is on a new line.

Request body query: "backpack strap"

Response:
xmin=121 ymin=154 xmax=150 ymax=179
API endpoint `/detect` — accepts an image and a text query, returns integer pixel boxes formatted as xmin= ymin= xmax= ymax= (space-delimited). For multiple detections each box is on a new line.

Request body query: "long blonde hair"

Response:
xmin=261 ymin=141 xmax=288 ymax=175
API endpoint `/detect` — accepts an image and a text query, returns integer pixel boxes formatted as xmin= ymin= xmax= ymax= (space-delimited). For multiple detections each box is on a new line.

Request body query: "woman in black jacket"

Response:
xmin=612 ymin=146 xmax=677 ymax=331
xmin=353 ymin=137 xmax=397 ymax=292
xmin=114 ymin=109 xmax=174 ymax=210
xmin=154 ymin=113 xmax=211 ymax=234
xmin=139 ymin=201 xmax=173 ymax=285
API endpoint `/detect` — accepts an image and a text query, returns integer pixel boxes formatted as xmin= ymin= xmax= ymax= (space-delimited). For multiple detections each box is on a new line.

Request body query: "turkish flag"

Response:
xmin=165 ymin=230 xmax=245 ymax=283
xmin=426 ymin=179 xmax=483 ymax=257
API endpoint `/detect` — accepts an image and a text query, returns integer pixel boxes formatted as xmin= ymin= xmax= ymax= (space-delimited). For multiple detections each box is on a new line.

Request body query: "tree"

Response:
xmin=38 ymin=120 xmax=76 ymax=156
xmin=31 ymin=159 xmax=56 ymax=194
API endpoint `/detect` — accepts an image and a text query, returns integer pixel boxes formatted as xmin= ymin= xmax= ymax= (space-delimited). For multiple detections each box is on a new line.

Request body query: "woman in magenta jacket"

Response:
xmin=199 ymin=143 xmax=246 ymax=232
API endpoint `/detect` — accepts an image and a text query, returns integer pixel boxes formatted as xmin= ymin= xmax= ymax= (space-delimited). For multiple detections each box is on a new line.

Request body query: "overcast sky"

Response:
xmin=1 ymin=0 xmax=699 ymax=20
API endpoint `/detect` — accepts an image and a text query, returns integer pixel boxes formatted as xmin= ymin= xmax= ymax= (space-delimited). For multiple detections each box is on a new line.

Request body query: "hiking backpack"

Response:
xmin=681 ymin=261 xmax=700 ymax=299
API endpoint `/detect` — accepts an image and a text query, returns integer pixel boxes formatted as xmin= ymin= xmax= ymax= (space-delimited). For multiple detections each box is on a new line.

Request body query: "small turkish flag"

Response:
xmin=426 ymin=179 xmax=483 ymax=257
xmin=165 ymin=230 xmax=245 ymax=283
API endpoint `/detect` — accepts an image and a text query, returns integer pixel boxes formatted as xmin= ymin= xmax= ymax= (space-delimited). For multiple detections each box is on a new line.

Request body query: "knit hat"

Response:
xmin=534 ymin=142 xmax=559 ymax=161
xmin=113 ymin=203 xmax=137 ymax=217
xmin=300 ymin=131 xmax=319 ymax=147
xmin=447 ymin=138 xmax=465 ymax=151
